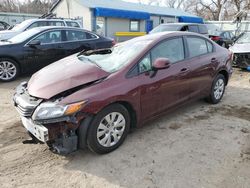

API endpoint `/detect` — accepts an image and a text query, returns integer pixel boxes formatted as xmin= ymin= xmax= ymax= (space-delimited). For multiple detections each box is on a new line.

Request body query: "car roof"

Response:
xmin=27 ymin=18 xmax=79 ymax=22
xmin=28 ymin=26 xmax=89 ymax=32
xmin=127 ymin=31 xmax=207 ymax=44
xmin=160 ymin=23 xmax=205 ymax=26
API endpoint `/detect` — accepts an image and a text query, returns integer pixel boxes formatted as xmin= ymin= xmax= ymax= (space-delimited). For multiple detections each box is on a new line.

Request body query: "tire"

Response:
xmin=0 ymin=58 xmax=19 ymax=82
xmin=87 ymin=104 xmax=130 ymax=154
xmin=206 ymin=74 xmax=226 ymax=104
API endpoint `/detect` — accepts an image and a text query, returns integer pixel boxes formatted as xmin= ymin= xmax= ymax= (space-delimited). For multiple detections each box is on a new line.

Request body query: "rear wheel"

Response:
xmin=0 ymin=59 xmax=19 ymax=82
xmin=87 ymin=104 xmax=130 ymax=154
xmin=206 ymin=74 xmax=226 ymax=104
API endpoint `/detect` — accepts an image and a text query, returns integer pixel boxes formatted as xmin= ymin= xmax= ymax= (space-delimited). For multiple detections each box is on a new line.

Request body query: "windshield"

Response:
xmin=235 ymin=32 xmax=250 ymax=44
xmin=8 ymin=28 xmax=40 ymax=43
xmin=150 ymin=25 xmax=180 ymax=34
xmin=78 ymin=40 xmax=153 ymax=72
xmin=11 ymin=20 xmax=33 ymax=31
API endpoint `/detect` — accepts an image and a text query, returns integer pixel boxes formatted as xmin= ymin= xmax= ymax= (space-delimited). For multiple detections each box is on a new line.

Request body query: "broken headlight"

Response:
xmin=32 ymin=101 xmax=87 ymax=121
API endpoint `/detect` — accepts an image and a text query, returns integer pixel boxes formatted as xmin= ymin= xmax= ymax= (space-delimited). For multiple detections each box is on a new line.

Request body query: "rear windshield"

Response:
xmin=150 ymin=25 xmax=180 ymax=34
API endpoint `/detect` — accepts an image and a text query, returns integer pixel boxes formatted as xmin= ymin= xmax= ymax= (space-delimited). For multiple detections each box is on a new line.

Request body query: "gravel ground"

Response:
xmin=0 ymin=69 xmax=250 ymax=188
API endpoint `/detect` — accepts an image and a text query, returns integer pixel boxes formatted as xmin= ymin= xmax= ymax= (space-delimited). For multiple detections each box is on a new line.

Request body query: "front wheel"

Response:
xmin=206 ymin=74 xmax=226 ymax=104
xmin=87 ymin=104 xmax=130 ymax=154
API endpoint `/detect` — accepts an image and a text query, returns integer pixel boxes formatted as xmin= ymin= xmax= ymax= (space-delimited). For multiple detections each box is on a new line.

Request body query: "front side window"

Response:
xmin=186 ymin=37 xmax=208 ymax=58
xmin=139 ymin=54 xmax=151 ymax=73
xmin=33 ymin=30 xmax=62 ymax=44
xmin=151 ymin=38 xmax=185 ymax=63
xmin=66 ymin=30 xmax=87 ymax=41
xmin=27 ymin=21 xmax=47 ymax=30
xmin=130 ymin=20 xmax=139 ymax=32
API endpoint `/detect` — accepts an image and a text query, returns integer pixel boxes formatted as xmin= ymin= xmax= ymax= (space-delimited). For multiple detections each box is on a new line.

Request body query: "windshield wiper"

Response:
xmin=77 ymin=48 xmax=112 ymax=57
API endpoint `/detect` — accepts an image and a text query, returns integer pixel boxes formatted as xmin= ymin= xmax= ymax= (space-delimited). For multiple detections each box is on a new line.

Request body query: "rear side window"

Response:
xmin=186 ymin=37 xmax=208 ymax=57
xmin=206 ymin=41 xmax=213 ymax=53
xmin=188 ymin=25 xmax=199 ymax=33
xmin=66 ymin=21 xmax=80 ymax=28
xmin=66 ymin=30 xmax=86 ymax=41
xmin=151 ymin=37 xmax=185 ymax=63
xmin=48 ymin=21 xmax=64 ymax=26
xmin=86 ymin=32 xmax=98 ymax=39
xmin=198 ymin=25 xmax=208 ymax=34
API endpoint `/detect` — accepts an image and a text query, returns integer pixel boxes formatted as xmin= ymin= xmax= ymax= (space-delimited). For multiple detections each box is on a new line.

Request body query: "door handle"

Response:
xmin=180 ymin=68 xmax=189 ymax=73
xmin=211 ymin=58 xmax=217 ymax=63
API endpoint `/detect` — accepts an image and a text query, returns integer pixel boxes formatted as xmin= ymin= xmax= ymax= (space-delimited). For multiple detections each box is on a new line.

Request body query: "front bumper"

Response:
xmin=21 ymin=116 xmax=48 ymax=142
xmin=233 ymin=53 xmax=250 ymax=69
xmin=13 ymin=83 xmax=83 ymax=154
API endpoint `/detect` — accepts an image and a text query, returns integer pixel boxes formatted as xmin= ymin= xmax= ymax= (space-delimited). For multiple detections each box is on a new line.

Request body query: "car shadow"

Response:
xmin=60 ymin=84 xmax=250 ymax=187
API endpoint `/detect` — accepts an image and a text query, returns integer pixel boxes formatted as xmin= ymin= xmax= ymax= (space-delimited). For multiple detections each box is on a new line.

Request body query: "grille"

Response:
xmin=15 ymin=104 xmax=35 ymax=117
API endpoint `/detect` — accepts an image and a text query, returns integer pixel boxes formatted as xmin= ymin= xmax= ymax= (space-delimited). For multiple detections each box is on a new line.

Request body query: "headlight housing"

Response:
xmin=32 ymin=101 xmax=87 ymax=121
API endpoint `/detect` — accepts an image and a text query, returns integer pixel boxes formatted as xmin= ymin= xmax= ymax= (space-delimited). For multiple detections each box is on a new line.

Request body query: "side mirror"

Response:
xmin=28 ymin=40 xmax=41 ymax=47
xmin=153 ymin=58 xmax=171 ymax=70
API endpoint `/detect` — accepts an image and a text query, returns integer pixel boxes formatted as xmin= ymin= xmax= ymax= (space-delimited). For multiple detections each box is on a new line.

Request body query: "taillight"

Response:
xmin=211 ymin=36 xmax=220 ymax=41
xmin=228 ymin=50 xmax=233 ymax=61
xmin=112 ymin=39 xmax=116 ymax=46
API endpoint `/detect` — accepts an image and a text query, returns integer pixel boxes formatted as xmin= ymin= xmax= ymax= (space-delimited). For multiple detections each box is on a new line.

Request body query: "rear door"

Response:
xmin=184 ymin=36 xmax=215 ymax=98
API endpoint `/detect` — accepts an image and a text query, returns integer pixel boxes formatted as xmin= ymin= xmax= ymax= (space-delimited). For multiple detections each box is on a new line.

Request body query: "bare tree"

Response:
xmin=0 ymin=0 xmax=55 ymax=14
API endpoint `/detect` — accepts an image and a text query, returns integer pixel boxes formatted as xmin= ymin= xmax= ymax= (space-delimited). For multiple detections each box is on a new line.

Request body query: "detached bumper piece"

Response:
xmin=233 ymin=53 xmax=250 ymax=69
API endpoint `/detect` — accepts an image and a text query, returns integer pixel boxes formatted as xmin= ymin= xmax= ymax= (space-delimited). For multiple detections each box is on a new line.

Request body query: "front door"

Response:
xmin=138 ymin=37 xmax=192 ymax=120
xmin=24 ymin=30 xmax=63 ymax=71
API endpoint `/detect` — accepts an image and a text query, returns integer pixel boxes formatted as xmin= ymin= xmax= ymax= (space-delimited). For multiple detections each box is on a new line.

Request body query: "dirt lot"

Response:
xmin=0 ymin=69 xmax=250 ymax=188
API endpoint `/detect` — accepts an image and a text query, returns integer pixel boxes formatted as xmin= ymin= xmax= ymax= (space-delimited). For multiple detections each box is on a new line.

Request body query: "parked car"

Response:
xmin=0 ymin=21 xmax=10 ymax=31
xmin=13 ymin=32 xmax=233 ymax=154
xmin=150 ymin=23 xmax=209 ymax=36
xmin=209 ymin=30 xmax=236 ymax=48
xmin=0 ymin=18 xmax=81 ymax=40
xmin=0 ymin=26 xmax=114 ymax=81
xmin=229 ymin=31 xmax=250 ymax=69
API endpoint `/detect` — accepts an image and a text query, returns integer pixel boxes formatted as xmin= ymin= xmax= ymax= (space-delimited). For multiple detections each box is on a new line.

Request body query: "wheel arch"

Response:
xmin=0 ymin=56 xmax=21 ymax=71
xmin=217 ymin=69 xmax=229 ymax=85
xmin=113 ymin=101 xmax=137 ymax=129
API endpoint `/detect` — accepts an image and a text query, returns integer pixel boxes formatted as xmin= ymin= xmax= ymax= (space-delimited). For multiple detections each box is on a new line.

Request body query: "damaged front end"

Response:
xmin=13 ymin=82 xmax=91 ymax=154
xmin=233 ymin=53 xmax=250 ymax=69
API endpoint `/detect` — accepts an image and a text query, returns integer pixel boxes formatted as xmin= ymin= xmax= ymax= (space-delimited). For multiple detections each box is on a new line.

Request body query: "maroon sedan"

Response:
xmin=13 ymin=32 xmax=233 ymax=154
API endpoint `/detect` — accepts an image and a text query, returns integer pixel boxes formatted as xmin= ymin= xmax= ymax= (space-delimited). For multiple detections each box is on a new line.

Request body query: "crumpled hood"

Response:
xmin=229 ymin=43 xmax=250 ymax=53
xmin=28 ymin=55 xmax=110 ymax=99
xmin=0 ymin=30 xmax=18 ymax=40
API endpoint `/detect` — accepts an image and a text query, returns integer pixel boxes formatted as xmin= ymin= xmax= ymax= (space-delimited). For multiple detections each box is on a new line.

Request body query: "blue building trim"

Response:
xmin=94 ymin=7 xmax=150 ymax=20
xmin=179 ymin=16 xmax=203 ymax=24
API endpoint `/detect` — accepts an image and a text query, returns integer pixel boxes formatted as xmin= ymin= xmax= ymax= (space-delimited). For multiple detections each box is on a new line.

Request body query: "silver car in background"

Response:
xmin=0 ymin=18 xmax=81 ymax=40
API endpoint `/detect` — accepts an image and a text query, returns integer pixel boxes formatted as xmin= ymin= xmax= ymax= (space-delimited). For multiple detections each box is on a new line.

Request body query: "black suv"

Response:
xmin=150 ymin=23 xmax=208 ymax=37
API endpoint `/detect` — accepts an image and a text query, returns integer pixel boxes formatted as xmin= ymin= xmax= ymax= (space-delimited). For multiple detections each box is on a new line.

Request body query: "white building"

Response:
xmin=51 ymin=0 xmax=203 ymax=40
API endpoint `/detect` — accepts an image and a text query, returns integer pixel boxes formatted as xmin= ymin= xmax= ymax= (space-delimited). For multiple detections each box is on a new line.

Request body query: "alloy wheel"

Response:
xmin=97 ymin=112 xmax=126 ymax=147
xmin=0 ymin=61 xmax=17 ymax=81
xmin=213 ymin=78 xmax=224 ymax=100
